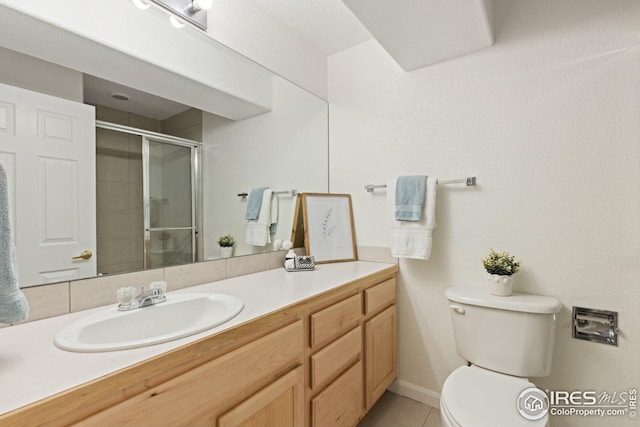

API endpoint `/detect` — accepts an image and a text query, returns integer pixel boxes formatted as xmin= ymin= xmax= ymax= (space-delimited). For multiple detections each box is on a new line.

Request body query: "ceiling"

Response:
xmin=84 ymin=75 xmax=191 ymax=120
xmin=252 ymin=0 xmax=373 ymax=55
xmin=261 ymin=0 xmax=494 ymax=71
xmin=83 ymin=0 xmax=494 ymax=119
xmin=82 ymin=0 xmax=371 ymax=120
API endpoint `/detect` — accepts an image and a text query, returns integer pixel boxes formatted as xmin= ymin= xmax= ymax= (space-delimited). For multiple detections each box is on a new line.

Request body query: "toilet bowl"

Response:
xmin=443 ymin=287 xmax=561 ymax=427
xmin=440 ymin=365 xmax=549 ymax=427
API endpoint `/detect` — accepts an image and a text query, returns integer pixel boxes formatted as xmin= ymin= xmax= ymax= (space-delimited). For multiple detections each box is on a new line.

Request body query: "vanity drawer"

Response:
xmin=364 ymin=278 xmax=396 ymax=316
xmin=310 ymin=326 xmax=361 ymax=389
xmin=311 ymin=361 xmax=363 ymax=427
xmin=310 ymin=294 xmax=361 ymax=349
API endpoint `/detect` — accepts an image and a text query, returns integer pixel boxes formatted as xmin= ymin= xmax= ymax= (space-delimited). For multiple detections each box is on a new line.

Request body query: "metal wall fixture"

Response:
xmin=364 ymin=176 xmax=476 ymax=192
xmin=237 ymin=190 xmax=298 ymax=198
xmin=572 ymin=306 xmax=619 ymax=346
xmin=134 ymin=0 xmax=212 ymax=30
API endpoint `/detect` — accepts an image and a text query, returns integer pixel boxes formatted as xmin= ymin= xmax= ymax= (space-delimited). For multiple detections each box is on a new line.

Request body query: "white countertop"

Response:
xmin=0 ymin=261 xmax=395 ymax=415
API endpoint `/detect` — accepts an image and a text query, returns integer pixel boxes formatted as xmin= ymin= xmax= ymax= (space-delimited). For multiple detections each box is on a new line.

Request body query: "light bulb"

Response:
xmin=194 ymin=0 xmax=213 ymax=10
xmin=132 ymin=0 xmax=150 ymax=10
xmin=169 ymin=15 xmax=185 ymax=28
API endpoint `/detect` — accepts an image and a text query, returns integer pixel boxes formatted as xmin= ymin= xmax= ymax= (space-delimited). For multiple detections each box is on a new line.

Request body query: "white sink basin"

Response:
xmin=54 ymin=293 xmax=243 ymax=352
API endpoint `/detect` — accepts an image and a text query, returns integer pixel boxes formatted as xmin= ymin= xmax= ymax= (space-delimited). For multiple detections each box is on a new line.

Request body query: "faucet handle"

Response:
xmin=149 ymin=281 xmax=167 ymax=296
xmin=149 ymin=281 xmax=167 ymax=303
xmin=116 ymin=286 xmax=136 ymax=306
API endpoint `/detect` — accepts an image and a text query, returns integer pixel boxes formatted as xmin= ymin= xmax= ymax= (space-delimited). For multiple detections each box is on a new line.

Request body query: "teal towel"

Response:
xmin=245 ymin=187 xmax=268 ymax=220
xmin=0 ymin=162 xmax=29 ymax=324
xmin=395 ymin=175 xmax=427 ymax=221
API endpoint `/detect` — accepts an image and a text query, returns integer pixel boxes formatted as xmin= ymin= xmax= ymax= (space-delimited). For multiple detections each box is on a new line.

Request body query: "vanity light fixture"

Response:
xmin=147 ymin=0 xmax=210 ymax=30
xmin=188 ymin=0 xmax=213 ymax=13
xmin=169 ymin=15 xmax=186 ymax=28
xmin=132 ymin=0 xmax=151 ymax=10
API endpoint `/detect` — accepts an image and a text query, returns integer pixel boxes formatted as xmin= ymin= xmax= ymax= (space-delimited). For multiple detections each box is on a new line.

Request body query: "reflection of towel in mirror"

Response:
xmin=246 ymin=189 xmax=278 ymax=246
xmin=0 ymin=162 xmax=29 ymax=324
xmin=269 ymin=192 xmax=279 ymax=235
xmin=388 ymin=176 xmax=437 ymax=260
xmin=245 ymin=187 xmax=268 ymax=220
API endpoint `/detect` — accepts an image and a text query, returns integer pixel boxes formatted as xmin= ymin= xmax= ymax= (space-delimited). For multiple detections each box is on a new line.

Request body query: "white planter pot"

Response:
xmin=488 ymin=274 xmax=514 ymax=296
xmin=220 ymin=246 xmax=234 ymax=258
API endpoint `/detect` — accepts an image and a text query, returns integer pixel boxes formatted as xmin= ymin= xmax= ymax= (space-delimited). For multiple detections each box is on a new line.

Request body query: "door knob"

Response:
xmin=72 ymin=250 xmax=93 ymax=260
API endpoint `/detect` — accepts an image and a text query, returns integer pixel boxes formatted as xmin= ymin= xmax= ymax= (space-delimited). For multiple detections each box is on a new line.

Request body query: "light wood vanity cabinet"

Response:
xmin=364 ymin=278 xmax=398 ymax=409
xmin=76 ymin=321 xmax=304 ymax=427
xmin=0 ymin=265 xmax=397 ymax=427
xmin=218 ymin=366 xmax=305 ymax=427
xmin=365 ymin=305 xmax=397 ymax=409
xmin=306 ymin=275 xmax=397 ymax=427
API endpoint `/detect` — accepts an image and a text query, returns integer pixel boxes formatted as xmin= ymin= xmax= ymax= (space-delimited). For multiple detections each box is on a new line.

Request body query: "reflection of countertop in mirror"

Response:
xmin=0 ymin=261 xmax=396 ymax=416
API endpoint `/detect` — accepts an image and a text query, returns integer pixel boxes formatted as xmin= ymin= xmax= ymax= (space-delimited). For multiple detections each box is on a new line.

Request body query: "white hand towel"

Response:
xmin=0 ymin=162 xmax=29 ymax=324
xmin=245 ymin=189 xmax=273 ymax=246
xmin=269 ymin=191 xmax=279 ymax=235
xmin=389 ymin=176 xmax=437 ymax=260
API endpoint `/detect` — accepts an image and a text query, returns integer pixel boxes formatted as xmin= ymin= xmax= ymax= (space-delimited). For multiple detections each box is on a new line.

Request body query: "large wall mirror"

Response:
xmin=0 ymin=0 xmax=328 ymax=288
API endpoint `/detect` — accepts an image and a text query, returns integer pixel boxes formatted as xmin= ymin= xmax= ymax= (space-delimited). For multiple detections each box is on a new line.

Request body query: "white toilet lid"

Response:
xmin=442 ymin=366 xmax=548 ymax=427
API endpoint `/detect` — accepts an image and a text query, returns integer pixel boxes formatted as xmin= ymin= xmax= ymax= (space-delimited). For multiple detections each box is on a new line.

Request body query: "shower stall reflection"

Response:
xmin=144 ymin=139 xmax=197 ymax=269
xmin=95 ymin=119 xmax=199 ymax=275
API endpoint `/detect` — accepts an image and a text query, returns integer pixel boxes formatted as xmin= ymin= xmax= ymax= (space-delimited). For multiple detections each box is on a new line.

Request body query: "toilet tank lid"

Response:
xmin=446 ymin=286 xmax=561 ymax=314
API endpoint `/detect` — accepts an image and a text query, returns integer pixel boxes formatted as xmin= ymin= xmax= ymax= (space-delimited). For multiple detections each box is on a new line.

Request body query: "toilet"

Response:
xmin=441 ymin=286 xmax=561 ymax=427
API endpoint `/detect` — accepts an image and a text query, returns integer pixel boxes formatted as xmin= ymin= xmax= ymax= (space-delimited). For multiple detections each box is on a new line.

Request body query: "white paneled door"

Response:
xmin=0 ymin=82 xmax=96 ymax=286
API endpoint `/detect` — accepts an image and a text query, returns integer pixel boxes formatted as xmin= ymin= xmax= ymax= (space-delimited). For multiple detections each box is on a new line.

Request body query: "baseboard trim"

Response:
xmin=388 ymin=379 xmax=441 ymax=409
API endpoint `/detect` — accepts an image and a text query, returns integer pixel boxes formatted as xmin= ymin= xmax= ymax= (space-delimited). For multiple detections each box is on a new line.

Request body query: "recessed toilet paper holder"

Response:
xmin=572 ymin=306 xmax=618 ymax=346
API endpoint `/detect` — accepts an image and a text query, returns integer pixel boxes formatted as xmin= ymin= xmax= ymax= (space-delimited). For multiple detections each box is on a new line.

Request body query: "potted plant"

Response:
xmin=481 ymin=248 xmax=521 ymax=296
xmin=217 ymin=234 xmax=235 ymax=258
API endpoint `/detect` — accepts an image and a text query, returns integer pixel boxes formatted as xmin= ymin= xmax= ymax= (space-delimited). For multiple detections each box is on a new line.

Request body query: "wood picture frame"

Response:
xmin=301 ymin=193 xmax=357 ymax=264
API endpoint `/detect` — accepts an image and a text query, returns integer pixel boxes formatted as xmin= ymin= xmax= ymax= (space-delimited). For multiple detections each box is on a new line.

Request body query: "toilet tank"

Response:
xmin=446 ymin=286 xmax=561 ymax=378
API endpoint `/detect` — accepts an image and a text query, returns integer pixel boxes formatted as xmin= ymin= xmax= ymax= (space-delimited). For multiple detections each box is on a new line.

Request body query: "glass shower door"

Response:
xmin=143 ymin=137 xmax=197 ymax=269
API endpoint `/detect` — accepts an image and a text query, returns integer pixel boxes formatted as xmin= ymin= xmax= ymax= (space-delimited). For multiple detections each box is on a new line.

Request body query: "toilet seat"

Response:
xmin=441 ymin=365 xmax=549 ymax=427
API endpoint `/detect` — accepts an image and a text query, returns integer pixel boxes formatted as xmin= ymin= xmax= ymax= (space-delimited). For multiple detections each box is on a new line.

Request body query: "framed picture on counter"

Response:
xmin=301 ymin=193 xmax=357 ymax=263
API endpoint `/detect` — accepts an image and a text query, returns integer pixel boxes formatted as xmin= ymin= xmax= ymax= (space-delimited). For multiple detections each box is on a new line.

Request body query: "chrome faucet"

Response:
xmin=117 ymin=283 xmax=167 ymax=311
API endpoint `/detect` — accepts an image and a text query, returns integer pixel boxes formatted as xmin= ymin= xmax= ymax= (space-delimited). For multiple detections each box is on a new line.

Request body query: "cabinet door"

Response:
xmin=365 ymin=305 xmax=397 ymax=409
xmin=218 ymin=366 xmax=304 ymax=427
xmin=311 ymin=361 xmax=363 ymax=427
xmin=74 ymin=321 xmax=303 ymax=427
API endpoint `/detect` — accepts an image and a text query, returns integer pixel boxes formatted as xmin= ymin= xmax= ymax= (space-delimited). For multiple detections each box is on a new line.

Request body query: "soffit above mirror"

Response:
xmin=342 ymin=0 xmax=494 ymax=71
xmin=0 ymin=0 xmax=274 ymax=120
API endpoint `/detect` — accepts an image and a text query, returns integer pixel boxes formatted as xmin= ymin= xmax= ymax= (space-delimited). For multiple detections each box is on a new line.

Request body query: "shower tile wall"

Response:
xmin=95 ymin=105 xmax=158 ymax=275
xmin=161 ymin=108 xmax=203 ymax=142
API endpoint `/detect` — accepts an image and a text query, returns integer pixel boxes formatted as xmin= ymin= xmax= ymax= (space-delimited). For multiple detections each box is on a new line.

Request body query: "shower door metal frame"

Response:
xmin=95 ymin=121 xmax=200 ymax=270
xmin=142 ymin=135 xmax=199 ymax=269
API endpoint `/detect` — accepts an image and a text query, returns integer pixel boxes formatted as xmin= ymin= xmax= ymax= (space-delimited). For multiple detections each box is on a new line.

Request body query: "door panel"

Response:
xmin=144 ymin=138 xmax=196 ymax=269
xmin=0 ymin=82 xmax=96 ymax=286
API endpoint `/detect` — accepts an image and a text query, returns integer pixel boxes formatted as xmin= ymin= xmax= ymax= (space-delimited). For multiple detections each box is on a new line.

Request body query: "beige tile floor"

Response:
xmin=357 ymin=391 xmax=443 ymax=427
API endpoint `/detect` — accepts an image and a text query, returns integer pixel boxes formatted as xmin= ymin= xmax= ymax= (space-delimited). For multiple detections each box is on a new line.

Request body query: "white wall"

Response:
xmin=328 ymin=1 xmax=640 ymax=425
xmin=0 ymin=46 xmax=83 ymax=102
xmin=206 ymin=0 xmax=328 ymax=99
xmin=202 ymin=76 xmax=328 ymax=259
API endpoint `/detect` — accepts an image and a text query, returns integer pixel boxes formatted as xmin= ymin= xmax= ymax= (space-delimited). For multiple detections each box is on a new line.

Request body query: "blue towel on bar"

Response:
xmin=245 ymin=187 xmax=269 ymax=220
xmin=0 ymin=162 xmax=29 ymax=324
xmin=395 ymin=175 xmax=427 ymax=221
